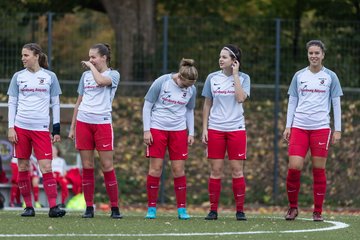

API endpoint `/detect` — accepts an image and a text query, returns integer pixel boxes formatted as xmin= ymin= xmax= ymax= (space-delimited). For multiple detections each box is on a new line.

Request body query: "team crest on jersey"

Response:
xmin=182 ymin=92 xmax=187 ymax=98
xmin=38 ymin=77 xmax=46 ymax=85
xmin=318 ymin=78 xmax=326 ymax=86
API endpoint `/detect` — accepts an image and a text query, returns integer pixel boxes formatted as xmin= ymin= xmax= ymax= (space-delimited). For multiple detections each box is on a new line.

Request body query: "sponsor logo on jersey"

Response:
xmin=182 ymin=92 xmax=187 ymax=98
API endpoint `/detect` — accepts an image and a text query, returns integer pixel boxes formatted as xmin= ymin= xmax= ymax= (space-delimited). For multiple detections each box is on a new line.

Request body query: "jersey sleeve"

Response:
xmin=329 ymin=71 xmax=343 ymax=98
xmin=201 ymin=74 xmax=213 ymax=99
xmin=7 ymin=72 xmax=19 ymax=97
xmin=287 ymin=72 xmax=299 ymax=97
xmin=186 ymin=86 xmax=197 ymax=110
xmin=77 ymin=72 xmax=86 ymax=96
xmin=110 ymin=70 xmax=120 ymax=87
xmin=144 ymin=74 xmax=168 ymax=103
xmin=49 ymin=72 xmax=62 ymax=97
xmin=241 ymin=73 xmax=251 ymax=97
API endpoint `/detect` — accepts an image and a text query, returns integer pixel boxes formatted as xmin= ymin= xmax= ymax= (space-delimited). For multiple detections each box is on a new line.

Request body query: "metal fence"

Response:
xmin=0 ymin=11 xmax=359 ymax=205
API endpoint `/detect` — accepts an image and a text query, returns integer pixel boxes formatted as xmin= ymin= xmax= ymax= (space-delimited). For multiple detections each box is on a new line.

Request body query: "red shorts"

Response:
xmin=146 ymin=128 xmax=188 ymax=160
xmin=207 ymin=129 xmax=247 ymax=160
xmin=14 ymin=126 xmax=52 ymax=160
xmin=288 ymin=127 xmax=331 ymax=158
xmin=75 ymin=120 xmax=114 ymax=151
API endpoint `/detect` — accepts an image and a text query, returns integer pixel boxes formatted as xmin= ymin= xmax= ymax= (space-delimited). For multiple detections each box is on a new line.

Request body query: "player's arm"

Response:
xmin=332 ymin=96 xmax=341 ymax=144
xmin=283 ymin=95 xmax=298 ymax=142
xmin=8 ymin=96 xmax=18 ymax=143
xmin=202 ymin=98 xmax=212 ymax=144
xmin=51 ymin=95 xmax=61 ymax=142
xmin=233 ymin=61 xmax=247 ymax=103
xmin=81 ymin=61 xmax=112 ymax=87
xmin=142 ymin=100 xmax=154 ymax=145
xmin=68 ymin=95 xmax=83 ymax=140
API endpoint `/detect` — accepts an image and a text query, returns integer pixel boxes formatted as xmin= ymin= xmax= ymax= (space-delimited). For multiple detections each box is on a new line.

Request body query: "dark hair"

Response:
xmin=91 ymin=43 xmax=111 ymax=67
xmin=179 ymin=58 xmax=198 ymax=81
xmin=223 ymin=44 xmax=242 ymax=70
xmin=22 ymin=43 xmax=48 ymax=69
xmin=306 ymin=40 xmax=326 ymax=52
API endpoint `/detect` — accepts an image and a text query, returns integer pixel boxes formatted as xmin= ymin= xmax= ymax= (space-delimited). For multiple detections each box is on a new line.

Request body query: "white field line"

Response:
xmin=0 ymin=216 xmax=349 ymax=238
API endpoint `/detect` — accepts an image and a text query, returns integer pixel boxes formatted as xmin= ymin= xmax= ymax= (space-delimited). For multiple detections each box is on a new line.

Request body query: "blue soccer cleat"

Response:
xmin=145 ymin=207 xmax=157 ymax=219
xmin=178 ymin=207 xmax=190 ymax=220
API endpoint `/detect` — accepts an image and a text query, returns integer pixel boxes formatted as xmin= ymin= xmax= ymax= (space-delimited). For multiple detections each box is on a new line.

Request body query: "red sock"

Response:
xmin=42 ymin=172 xmax=57 ymax=208
xmin=18 ymin=171 xmax=32 ymax=207
xmin=10 ymin=184 xmax=18 ymax=205
xmin=313 ymin=168 xmax=326 ymax=213
xmin=59 ymin=178 xmax=69 ymax=204
xmin=208 ymin=178 xmax=221 ymax=212
xmin=103 ymin=170 xmax=119 ymax=207
xmin=147 ymin=175 xmax=160 ymax=207
xmin=286 ymin=169 xmax=301 ymax=208
xmin=82 ymin=168 xmax=95 ymax=207
xmin=174 ymin=176 xmax=187 ymax=208
xmin=232 ymin=177 xmax=246 ymax=212
xmin=33 ymin=185 xmax=39 ymax=202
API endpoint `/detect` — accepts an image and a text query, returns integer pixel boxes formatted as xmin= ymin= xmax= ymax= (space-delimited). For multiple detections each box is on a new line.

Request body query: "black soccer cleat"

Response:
xmin=21 ymin=207 xmax=35 ymax=217
xmin=110 ymin=207 xmax=123 ymax=219
xmin=236 ymin=211 xmax=247 ymax=221
xmin=205 ymin=210 xmax=218 ymax=220
xmin=49 ymin=206 xmax=66 ymax=218
xmin=82 ymin=206 xmax=94 ymax=218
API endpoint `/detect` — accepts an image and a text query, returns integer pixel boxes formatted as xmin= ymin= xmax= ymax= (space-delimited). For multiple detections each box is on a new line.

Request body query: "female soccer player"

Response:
xmin=68 ymin=43 xmax=122 ymax=219
xmin=7 ymin=43 xmax=66 ymax=217
xmin=202 ymin=44 xmax=250 ymax=221
xmin=283 ymin=40 xmax=343 ymax=222
xmin=143 ymin=58 xmax=198 ymax=220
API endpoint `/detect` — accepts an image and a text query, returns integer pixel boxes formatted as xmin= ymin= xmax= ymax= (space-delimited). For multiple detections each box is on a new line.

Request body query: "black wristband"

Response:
xmin=52 ymin=123 xmax=60 ymax=136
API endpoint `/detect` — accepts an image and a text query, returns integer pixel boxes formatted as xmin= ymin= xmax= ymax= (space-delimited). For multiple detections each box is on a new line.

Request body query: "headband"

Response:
xmin=223 ymin=47 xmax=237 ymax=59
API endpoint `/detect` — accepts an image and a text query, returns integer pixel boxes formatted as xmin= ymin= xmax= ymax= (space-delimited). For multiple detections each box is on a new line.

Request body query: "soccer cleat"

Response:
xmin=82 ymin=206 xmax=94 ymax=218
xmin=285 ymin=208 xmax=298 ymax=220
xmin=177 ymin=208 xmax=190 ymax=220
xmin=236 ymin=211 xmax=247 ymax=221
xmin=21 ymin=207 xmax=35 ymax=217
xmin=313 ymin=212 xmax=324 ymax=222
xmin=34 ymin=201 xmax=42 ymax=208
xmin=49 ymin=206 xmax=66 ymax=218
xmin=110 ymin=207 xmax=123 ymax=219
xmin=205 ymin=210 xmax=218 ymax=220
xmin=145 ymin=207 xmax=157 ymax=219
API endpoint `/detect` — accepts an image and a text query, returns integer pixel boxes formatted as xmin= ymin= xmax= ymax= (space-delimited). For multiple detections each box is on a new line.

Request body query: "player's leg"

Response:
xmin=310 ymin=128 xmax=331 ymax=221
xmin=168 ymin=130 xmax=189 ymax=220
xmin=205 ymin=129 xmax=226 ymax=220
xmin=95 ymin=123 xmax=122 ymax=219
xmin=228 ymin=130 xmax=247 ymax=220
xmin=14 ymin=127 xmax=34 ymax=216
xmin=285 ymin=128 xmax=309 ymax=220
xmin=145 ymin=129 xmax=167 ymax=219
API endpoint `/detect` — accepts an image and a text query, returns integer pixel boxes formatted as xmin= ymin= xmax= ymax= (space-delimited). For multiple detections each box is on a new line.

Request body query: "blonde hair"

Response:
xmin=179 ymin=58 xmax=198 ymax=81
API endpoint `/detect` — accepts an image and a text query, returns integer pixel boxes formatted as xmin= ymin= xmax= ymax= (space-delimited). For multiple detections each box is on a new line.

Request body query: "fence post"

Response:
xmin=47 ymin=12 xmax=54 ymax=70
xmin=159 ymin=15 xmax=169 ymax=205
xmin=273 ymin=18 xmax=281 ymax=203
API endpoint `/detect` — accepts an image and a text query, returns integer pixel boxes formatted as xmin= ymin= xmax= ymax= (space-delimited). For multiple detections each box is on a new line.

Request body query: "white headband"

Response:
xmin=223 ymin=47 xmax=237 ymax=59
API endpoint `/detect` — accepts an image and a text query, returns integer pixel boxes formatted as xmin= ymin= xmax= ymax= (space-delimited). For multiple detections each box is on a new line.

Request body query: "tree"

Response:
xmin=6 ymin=0 xmax=156 ymax=82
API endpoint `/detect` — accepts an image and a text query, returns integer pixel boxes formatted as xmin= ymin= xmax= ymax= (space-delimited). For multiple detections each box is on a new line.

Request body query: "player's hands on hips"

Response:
xmin=144 ymin=130 xmax=153 ymax=145
xmin=332 ymin=131 xmax=341 ymax=144
xmin=8 ymin=127 xmax=18 ymax=144
xmin=202 ymin=130 xmax=208 ymax=145
xmin=283 ymin=128 xmax=291 ymax=142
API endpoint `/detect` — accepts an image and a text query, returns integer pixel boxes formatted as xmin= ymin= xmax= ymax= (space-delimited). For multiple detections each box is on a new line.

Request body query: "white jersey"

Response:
xmin=202 ymin=71 xmax=251 ymax=131
xmin=144 ymin=74 xmax=196 ymax=131
xmin=77 ymin=69 xmax=120 ymax=124
xmin=52 ymin=157 xmax=67 ymax=176
xmin=288 ymin=66 xmax=343 ymax=130
xmin=7 ymin=68 xmax=62 ymax=131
